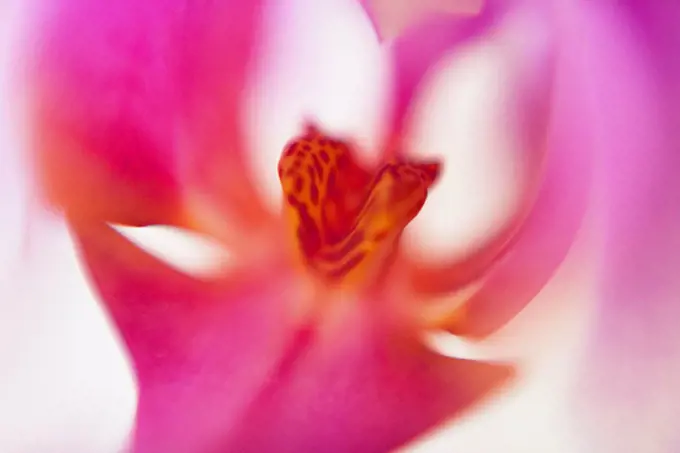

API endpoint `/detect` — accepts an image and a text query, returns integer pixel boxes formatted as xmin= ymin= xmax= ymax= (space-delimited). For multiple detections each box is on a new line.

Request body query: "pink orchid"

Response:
xmin=3 ymin=0 xmax=680 ymax=452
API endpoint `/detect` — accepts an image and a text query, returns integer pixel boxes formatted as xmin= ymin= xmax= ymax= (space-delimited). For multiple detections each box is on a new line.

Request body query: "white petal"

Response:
xmin=0 ymin=216 xmax=137 ymax=453
xmin=412 ymin=210 xmax=599 ymax=453
xmin=0 ymin=0 xmax=31 ymax=278
xmin=111 ymin=224 xmax=232 ymax=278
xmin=245 ymin=0 xmax=388 ymax=210
xmin=405 ymin=10 xmax=550 ymax=261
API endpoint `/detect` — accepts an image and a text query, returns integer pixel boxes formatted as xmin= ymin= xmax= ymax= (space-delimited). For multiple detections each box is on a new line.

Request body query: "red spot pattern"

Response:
xmin=278 ymin=124 xmax=441 ymax=284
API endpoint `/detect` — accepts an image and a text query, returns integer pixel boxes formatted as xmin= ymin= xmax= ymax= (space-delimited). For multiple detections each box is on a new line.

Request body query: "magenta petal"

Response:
xmin=176 ymin=1 xmax=274 ymax=230
xmin=406 ymin=2 xmax=557 ymax=299
xmin=449 ymin=136 xmax=590 ymax=338
xmin=29 ymin=0 xmax=187 ymax=224
xmin=221 ymin=302 xmax=514 ymax=453
xmin=399 ymin=3 xmax=577 ymax=338
xmin=29 ymin=0 xmax=267 ymax=226
xmin=73 ymin=220 xmax=513 ymax=453
xmin=72 ymin=221 xmax=300 ymax=453
xmin=448 ymin=94 xmax=592 ymax=338
xmin=444 ymin=6 xmax=593 ymax=338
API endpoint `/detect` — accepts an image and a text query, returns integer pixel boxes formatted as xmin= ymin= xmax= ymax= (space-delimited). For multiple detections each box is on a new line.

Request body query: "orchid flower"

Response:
xmin=2 ymin=0 xmax=680 ymax=452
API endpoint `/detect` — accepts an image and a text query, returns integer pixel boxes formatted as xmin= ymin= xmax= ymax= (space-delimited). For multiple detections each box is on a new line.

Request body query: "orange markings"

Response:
xmin=278 ymin=124 xmax=441 ymax=286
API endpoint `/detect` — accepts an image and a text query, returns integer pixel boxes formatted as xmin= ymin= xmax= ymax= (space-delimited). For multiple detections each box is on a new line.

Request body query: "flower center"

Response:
xmin=278 ymin=124 xmax=440 ymax=287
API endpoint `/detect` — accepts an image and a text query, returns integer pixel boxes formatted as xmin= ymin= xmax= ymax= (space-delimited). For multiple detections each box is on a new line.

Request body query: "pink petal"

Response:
xmin=440 ymin=26 xmax=592 ymax=336
xmin=28 ymin=0 xmax=184 ymax=225
xmin=385 ymin=15 xmax=487 ymax=148
xmin=560 ymin=2 xmax=680 ymax=451
xmin=175 ymin=0 xmax=276 ymax=233
xmin=402 ymin=2 xmax=587 ymax=338
xmin=379 ymin=2 xmax=517 ymax=150
xmin=445 ymin=92 xmax=591 ymax=339
xmin=405 ymin=2 xmax=555 ymax=295
xmin=223 ymin=301 xmax=514 ymax=453
xmin=73 ymin=221 xmax=513 ymax=453
xmin=438 ymin=5 xmax=596 ymax=337
xmin=71 ymin=220 xmax=301 ymax=453
xmin=28 ymin=0 xmax=267 ymax=228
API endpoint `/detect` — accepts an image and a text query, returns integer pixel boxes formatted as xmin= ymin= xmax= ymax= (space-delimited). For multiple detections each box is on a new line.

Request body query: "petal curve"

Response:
xmin=381 ymin=2 xmax=506 ymax=153
xmin=28 ymin=0 xmax=270 ymax=231
xmin=72 ymin=219 xmax=513 ymax=453
xmin=411 ymin=2 xmax=593 ymax=338
xmin=563 ymin=1 xmax=680 ymax=451
xmin=404 ymin=2 xmax=555 ymax=297
xmin=177 ymin=0 xmax=276 ymax=235
xmin=219 ymin=297 xmax=514 ymax=453
xmin=71 ymin=220 xmax=301 ymax=453
xmin=28 ymin=0 xmax=187 ymax=225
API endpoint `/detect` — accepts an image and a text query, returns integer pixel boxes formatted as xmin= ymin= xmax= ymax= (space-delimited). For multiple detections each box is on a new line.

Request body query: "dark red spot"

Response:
xmin=326 ymin=171 xmax=337 ymax=196
xmin=372 ymin=230 xmax=390 ymax=242
xmin=285 ymin=144 xmax=298 ymax=157
xmin=310 ymin=183 xmax=319 ymax=205
xmin=311 ymin=154 xmax=324 ymax=179
xmin=336 ymin=154 xmax=348 ymax=169
xmin=307 ymin=165 xmax=316 ymax=183
xmin=294 ymin=177 xmax=304 ymax=194
xmin=292 ymin=160 xmax=302 ymax=171
xmin=319 ymin=150 xmax=330 ymax=163
xmin=287 ymin=195 xmax=321 ymax=257
xmin=303 ymin=143 xmax=312 ymax=151
xmin=318 ymin=138 xmax=328 ymax=146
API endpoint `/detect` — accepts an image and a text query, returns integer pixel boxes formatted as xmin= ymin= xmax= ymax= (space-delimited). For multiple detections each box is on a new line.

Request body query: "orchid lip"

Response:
xmin=278 ymin=123 xmax=441 ymax=288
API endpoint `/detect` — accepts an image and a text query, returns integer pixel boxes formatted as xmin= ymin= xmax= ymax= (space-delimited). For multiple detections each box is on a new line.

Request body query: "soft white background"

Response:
xmin=0 ymin=0 xmax=597 ymax=452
